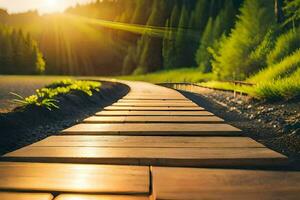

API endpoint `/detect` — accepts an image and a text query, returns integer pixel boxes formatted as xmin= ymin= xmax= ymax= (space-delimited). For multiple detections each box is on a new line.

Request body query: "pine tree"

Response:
xmin=211 ymin=0 xmax=276 ymax=80
xmin=195 ymin=0 xmax=237 ymax=72
xmin=173 ymin=5 xmax=194 ymax=68
xmin=131 ymin=0 xmax=153 ymax=24
xmin=0 ymin=24 xmax=45 ymax=74
xmin=196 ymin=18 xmax=214 ymax=72
xmin=284 ymin=0 xmax=300 ymax=29
xmin=162 ymin=4 xmax=180 ymax=69
xmin=134 ymin=0 xmax=172 ymax=74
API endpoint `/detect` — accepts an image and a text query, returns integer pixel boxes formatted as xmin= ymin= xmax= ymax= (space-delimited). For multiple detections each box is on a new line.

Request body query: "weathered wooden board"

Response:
xmin=104 ymin=106 xmax=204 ymax=111
xmin=62 ymin=123 xmax=241 ymax=136
xmin=0 ymin=192 xmax=53 ymax=200
xmin=152 ymin=167 xmax=300 ymax=200
xmin=3 ymin=147 xmax=287 ymax=167
xmin=0 ymin=162 xmax=149 ymax=194
xmin=55 ymin=194 xmax=149 ymax=200
xmin=111 ymin=102 xmax=198 ymax=107
xmin=95 ymin=111 xmax=214 ymax=116
xmin=84 ymin=116 xmax=224 ymax=123
xmin=30 ymin=136 xmax=265 ymax=148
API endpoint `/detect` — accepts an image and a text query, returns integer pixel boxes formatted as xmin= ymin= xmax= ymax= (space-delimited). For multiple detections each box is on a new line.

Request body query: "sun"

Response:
xmin=40 ymin=0 xmax=65 ymax=14
xmin=46 ymin=0 xmax=59 ymax=7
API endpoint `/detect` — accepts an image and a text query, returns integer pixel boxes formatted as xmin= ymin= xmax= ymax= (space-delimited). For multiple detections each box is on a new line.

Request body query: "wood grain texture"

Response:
xmin=55 ymin=194 xmax=149 ymax=200
xmin=83 ymin=116 xmax=224 ymax=123
xmin=62 ymin=123 xmax=241 ymax=136
xmin=3 ymin=147 xmax=287 ymax=167
xmin=152 ymin=167 xmax=300 ymax=200
xmin=123 ymin=97 xmax=186 ymax=100
xmin=95 ymin=111 xmax=214 ymax=116
xmin=118 ymin=99 xmax=191 ymax=103
xmin=30 ymin=136 xmax=265 ymax=148
xmin=111 ymin=102 xmax=198 ymax=107
xmin=104 ymin=106 xmax=204 ymax=111
xmin=0 ymin=192 xmax=53 ymax=200
xmin=0 ymin=162 xmax=149 ymax=194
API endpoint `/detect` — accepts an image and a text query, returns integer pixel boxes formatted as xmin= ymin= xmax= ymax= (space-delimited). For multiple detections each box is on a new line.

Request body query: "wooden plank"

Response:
xmin=123 ymin=97 xmax=186 ymax=100
xmin=0 ymin=162 xmax=149 ymax=194
xmin=111 ymin=102 xmax=198 ymax=107
xmin=55 ymin=194 xmax=149 ymax=200
xmin=30 ymin=136 xmax=266 ymax=148
xmin=104 ymin=106 xmax=204 ymax=111
xmin=3 ymin=147 xmax=287 ymax=167
xmin=83 ymin=116 xmax=224 ymax=123
xmin=62 ymin=123 xmax=241 ymax=136
xmin=124 ymin=94 xmax=183 ymax=98
xmin=152 ymin=167 xmax=300 ymax=200
xmin=125 ymin=92 xmax=181 ymax=96
xmin=95 ymin=111 xmax=214 ymax=116
xmin=0 ymin=192 xmax=53 ymax=200
xmin=84 ymin=116 xmax=126 ymax=123
xmin=118 ymin=99 xmax=191 ymax=103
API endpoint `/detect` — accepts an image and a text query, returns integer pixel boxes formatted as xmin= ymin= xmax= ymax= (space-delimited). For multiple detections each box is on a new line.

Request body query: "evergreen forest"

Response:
xmin=0 ymin=0 xmax=299 ymax=95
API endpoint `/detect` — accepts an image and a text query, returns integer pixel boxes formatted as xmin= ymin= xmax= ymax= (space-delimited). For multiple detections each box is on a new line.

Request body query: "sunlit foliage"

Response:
xmin=12 ymin=79 xmax=101 ymax=110
xmin=267 ymin=27 xmax=300 ymax=66
xmin=211 ymin=0 xmax=276 ymax=80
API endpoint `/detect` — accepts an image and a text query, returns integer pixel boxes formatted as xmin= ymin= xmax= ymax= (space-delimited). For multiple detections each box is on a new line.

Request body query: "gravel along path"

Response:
xmin=0 ymin=81 xmax=129 ymax=155
xmin=180 ymin=87 xmax=300 ymax=162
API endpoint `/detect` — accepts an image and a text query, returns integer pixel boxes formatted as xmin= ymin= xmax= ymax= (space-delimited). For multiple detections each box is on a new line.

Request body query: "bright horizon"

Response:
xmin=0 ymin=0 xmax=94 ymax=14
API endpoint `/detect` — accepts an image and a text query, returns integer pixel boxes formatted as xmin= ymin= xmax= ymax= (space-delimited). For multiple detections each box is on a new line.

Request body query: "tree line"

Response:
xmin=0 ymin=16 xmax=45 ymax=74
xmin=116 ymin=0 xmax=300 ymax=80
xmin=0 ymin=0 xmax=299 ymax=79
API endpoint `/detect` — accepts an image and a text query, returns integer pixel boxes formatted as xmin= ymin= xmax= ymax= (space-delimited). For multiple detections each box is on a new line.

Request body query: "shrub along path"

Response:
xmin=0 ymin=81 xmax=300 ymax=200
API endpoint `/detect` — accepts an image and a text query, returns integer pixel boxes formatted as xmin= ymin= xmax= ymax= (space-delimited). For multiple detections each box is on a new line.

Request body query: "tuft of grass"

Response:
xmin=11 ymin=79 xmax=101 ymax=110
xmin=119 ymin=68 xmax=213 ymax=83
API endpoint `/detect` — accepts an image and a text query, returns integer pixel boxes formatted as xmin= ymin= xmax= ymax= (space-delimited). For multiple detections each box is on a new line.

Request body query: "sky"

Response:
xmin=0 ymin=0 xmax=94 ymax=14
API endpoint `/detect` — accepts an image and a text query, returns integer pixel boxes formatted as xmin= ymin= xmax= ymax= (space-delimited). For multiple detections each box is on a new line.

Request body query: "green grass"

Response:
xmin=198 ymin=50 xmax=300 ymax=101
xmin=119 ymin=68 xmax=213 ymax=83
xmin=12 ymin=79 xmax=101 ymax=110
xmin=250 ymin=49 xmax=300 ymax=83
xmin=254 ymin=68 xmax=300 ymax=100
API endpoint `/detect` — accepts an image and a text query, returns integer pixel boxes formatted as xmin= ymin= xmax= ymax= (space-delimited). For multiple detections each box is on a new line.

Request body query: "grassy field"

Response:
xmin=119 ymin=68 xmax=213 ymax=83
xmin=0 ymin=76 xmax=69 ymax=112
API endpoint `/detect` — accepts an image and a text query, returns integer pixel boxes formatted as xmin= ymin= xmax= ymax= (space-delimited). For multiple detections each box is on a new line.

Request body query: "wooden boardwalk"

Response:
xmin=1 ymin=81 xmax=299 ymax=200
